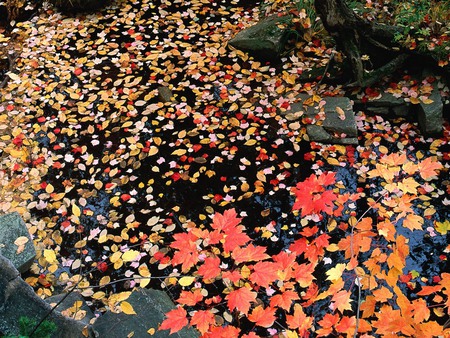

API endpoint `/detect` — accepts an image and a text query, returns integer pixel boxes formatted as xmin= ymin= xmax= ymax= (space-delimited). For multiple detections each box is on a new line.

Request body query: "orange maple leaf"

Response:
xmin=269 ymin=290 xmax=300 ymax=311
xmin=159 ymin=306 xmax=188 ymax=334
xmin=316 ymin=313 xmax=339 ymax=336
xmin=330 ymin=290 xmax=353 ymax=313
xmin=249 ymin=261 xmax=279 ymax=288
xmin=402 ymin=213 xmax=423 ymax=231
xmin=231 ymin=244 xmax=270 ymax=264
xmin=247 ymin=305 xmax=276 ymax=328
xmin=373 ymin=305 xmax=415 ymax=336
xmin=286 ymin=303 xmax=313 ymax=333
xmin=190 ymin=310 xmax=215 ymax=334
xmin=197 ymin=256 xmax=221 ymax=280
xmin=226 ymin=286 xmax=257 ymax=315
xmin=177 ymin=289 xmax=203 ymax=306
xmin=417 ymin=157 xmax=442 ymax=179
xmin=380 ymin=153 xmax=407 ymax=166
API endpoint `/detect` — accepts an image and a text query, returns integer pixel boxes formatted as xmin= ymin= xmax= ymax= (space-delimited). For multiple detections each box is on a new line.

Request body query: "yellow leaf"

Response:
xmin=148 ymin=146 xmax=159 ymax=156
xmin=122 ymin=250 xmax=140 ymax=262
xmin=45 ymin=184 xmax=54 ymax=194
xmin=178 ymin=276 xmax=195 ymax=286
xmin=92 ymin=291 xmax=106 ymax=300
xmin=72 ymin=204 xmax=81 ymax=217
xmin=43 ymin=249 xmax=57 ymax=264
xmin=326 ymin=263 xmax=345 ymax=281
xmin=244 ymin=139 xmax=257 ymax=146
xmin=171 ymin=148 xmax=186 ymax=156
xmin=121 ymin=301 xmax=137 ymax=315
xmin=435 ymin=220 xmax=450 ymax=235
xmin=410 ymin=97 xmax=420 ymax=104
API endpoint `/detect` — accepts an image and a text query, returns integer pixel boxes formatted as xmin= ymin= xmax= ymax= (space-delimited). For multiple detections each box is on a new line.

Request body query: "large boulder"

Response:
xmin=0 ymin=212 xmax=36 ymax=273
xmin=0 ymin=255 xmax=93 ymax=337
xmin=92 ymin=288 xmax=200 ymax=338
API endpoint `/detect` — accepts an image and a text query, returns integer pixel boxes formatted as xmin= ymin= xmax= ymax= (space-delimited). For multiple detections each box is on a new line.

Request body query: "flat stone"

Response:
xmin=416 ymin=70 xmax=443 ymax=136
xmin=306 ymin=125 xmax=358 ymax=145
xmin=45 ymin=292 xmax=94 ymax=326
xmin=305 ymin=97 xmax=358 ymax=138
xmin=0 ymin=212 xmax=36 ymax=273
xmin=92 ymin=288 xmax=199 ymax=338
xmin=228 ymin=15 xmax=292 ymax=60
xmin=354 ymin=92 xmax=411 ymax=117
xmin=0 ymin=255 xmax=93 ymax=337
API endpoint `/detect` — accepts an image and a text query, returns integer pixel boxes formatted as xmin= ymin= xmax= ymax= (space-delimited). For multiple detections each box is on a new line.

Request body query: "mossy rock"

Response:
xmin=48 ymin=0 xmax=110 ymax=12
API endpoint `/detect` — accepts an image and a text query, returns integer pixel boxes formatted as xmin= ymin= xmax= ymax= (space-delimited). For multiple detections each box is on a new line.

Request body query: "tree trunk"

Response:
xmin=314 ymin=0 xmax=412 ymax=86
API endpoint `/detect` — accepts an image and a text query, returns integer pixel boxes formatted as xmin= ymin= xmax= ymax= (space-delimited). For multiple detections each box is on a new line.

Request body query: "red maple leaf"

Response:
xmin=197 ymin=256 xmax=221 ymax=279
xmin=211 ymin=208 xmax=242 ymax=233
xmin=190 ymin=310 xmax=215 ymax=334
xmin=247 ymin=305 xmax=276 ymax=328
xmin=223 ymin=230 xmax=251 ymax=253
xmin=292 ymin=172 xmax=337 ymax=216
xmin=159 ymin=306 xmax=188 ymax=334
xmin=270 ymin=290 xmax=300 ymax=311
xmin=231 ymin=244 xmax=270 ymax=264
xmin=249 ymin=261 xmax=279 ymax=288
xmin=222 ymin=270 xmax=243 ymax=283
xmin=226 ymin=287 xmax=257 ymax=315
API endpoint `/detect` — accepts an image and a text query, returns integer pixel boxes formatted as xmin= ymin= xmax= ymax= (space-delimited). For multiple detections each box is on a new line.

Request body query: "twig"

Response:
xmin=317 ymin=48 xmax=336 ymax=86
xmin=349 ymin=193 xmax=385 ymax=338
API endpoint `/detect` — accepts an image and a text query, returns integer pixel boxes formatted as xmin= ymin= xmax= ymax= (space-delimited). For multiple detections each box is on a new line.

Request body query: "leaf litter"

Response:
xmin=0 ymin=0 xmax=449 ymax=336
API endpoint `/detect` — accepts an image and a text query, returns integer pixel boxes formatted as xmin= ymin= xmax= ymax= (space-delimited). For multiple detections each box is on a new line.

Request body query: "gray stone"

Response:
xmin=0 ymin=212 xmax=36 ymax=273
xmin=45 ymin=292 xmax=94 ymax=326
xmin=354 ymin=92 xmax=411 ymax=117
xmin=279 ymin=95 xmax=358 ymax=144
xmin=92 ymin=288 xmax=200 ymax=338
xmin=416 ymin=71 xmax=443 ymax=136
xmin=228 ymin=15 xmax=293 ymax=60
xmin=158 ymin=86 xmax=177 ymax=103
xmin=307 ymin=97 xmax=357 ymax=138
xmin=0 ymin=255 xmax=94 ymax=337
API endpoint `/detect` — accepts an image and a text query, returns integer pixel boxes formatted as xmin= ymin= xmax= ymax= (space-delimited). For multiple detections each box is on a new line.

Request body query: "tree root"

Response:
xmin=347 ymin=53 xmax=409 ymax=88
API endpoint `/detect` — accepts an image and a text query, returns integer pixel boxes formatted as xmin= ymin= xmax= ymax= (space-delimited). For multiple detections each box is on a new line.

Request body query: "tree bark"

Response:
xmin=314 ymin=0 xmax=407 ymax=86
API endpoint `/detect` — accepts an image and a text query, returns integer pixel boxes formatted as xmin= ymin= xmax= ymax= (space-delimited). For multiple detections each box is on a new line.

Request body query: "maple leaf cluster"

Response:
xmin=159 ymin=148 xmax=448 ymax=336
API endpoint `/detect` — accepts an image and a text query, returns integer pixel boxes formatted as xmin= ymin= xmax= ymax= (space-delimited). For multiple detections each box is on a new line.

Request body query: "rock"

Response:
xmin=415 ymin=70 xmax=443 ymax=136
xmin=280 ymin=95 xmax=358 ymax=144
xmin=45 ymin=292 xmax=94 ymax=326
xmin=0 ymin=255 xmax=93 ymax=337
xmin=354 ymin=92 xmax=411 ymax=117
xmin=308 ymin=97 xmax=357 ymax=138
xmin=228 ymin=15 xmax=293 ymax=60
xmin=0 ymin=212 xmax=36 ymax=273
xmin=158 ymin=86 xmax=177 ymax=103
xmin=92 ymin=288 xmax=199 ymax=338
